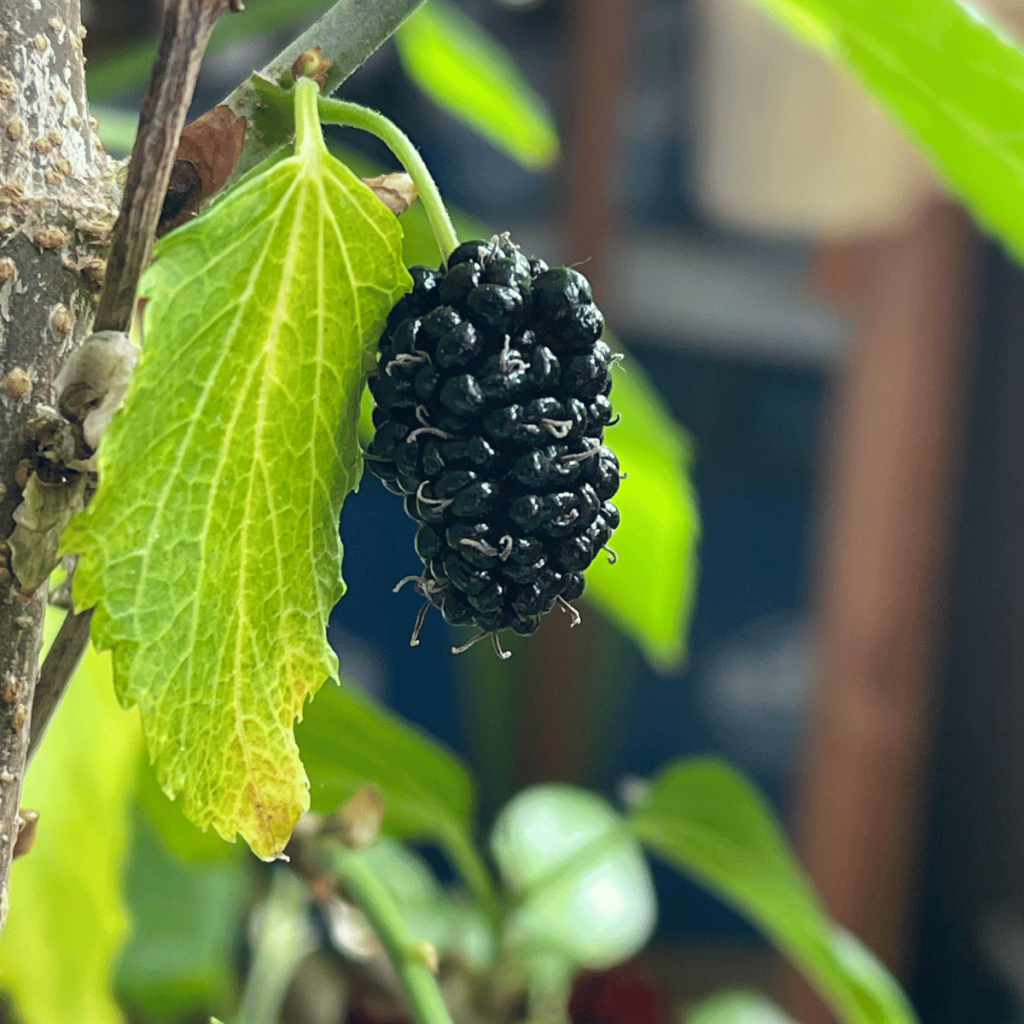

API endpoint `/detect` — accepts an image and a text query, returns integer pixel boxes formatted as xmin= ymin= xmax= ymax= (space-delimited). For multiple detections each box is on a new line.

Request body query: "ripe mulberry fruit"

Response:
xmin=365 ymin=235 xmax=620 ymax=657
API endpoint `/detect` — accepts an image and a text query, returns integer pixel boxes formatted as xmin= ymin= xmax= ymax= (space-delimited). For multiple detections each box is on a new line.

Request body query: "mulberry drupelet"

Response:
xmin=365 ymin=235 xmax=621 ymax=657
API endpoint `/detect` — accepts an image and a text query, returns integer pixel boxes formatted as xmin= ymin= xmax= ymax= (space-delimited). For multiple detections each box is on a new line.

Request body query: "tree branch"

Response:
xmin=0 ymin=0 xmax=115 ymax=933
xmin=96 ymin=0 xmax=240 ymax=333
xmin=223 ymin=0 xmax=427 ymax=187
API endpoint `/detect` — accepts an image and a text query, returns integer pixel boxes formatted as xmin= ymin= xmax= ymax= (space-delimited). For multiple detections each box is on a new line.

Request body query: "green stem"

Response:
xmin=438 ymin=821 xmax=503 ymax=926
xmin=236 ymin=871 xmax=317 ymax=1024
xmin=317 ymin=96 xmax=461 ymax=262
xmin=332 ymin=844 xmax=456 ymax=1024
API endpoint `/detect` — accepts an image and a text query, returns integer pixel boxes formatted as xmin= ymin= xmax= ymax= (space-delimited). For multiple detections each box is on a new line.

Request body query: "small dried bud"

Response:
xmin=290 ymin=47 xmax=332 ymax=87
xmin=1 ymin=674 xmax=21 ymax=704
xmin=13 ymin=810 xmax=39 ymax=859
xmin=33 ymin=227 xmax=68 ymax=249
xmin=50 ymin=305 xmax=74 ymax=333
xmin=2 ymin=368 xmax=30 ymax=399
xmin=55 ymin=331 xmax=137 ymax=450
xmin=332 ymin=784 xmax=386 ymax=849
xmin=5 ymin=118 xmax=24 ymax=142
xmin=0 ymin=257 xmax=16 ymax=282
xmin=78 ymin=257 xmax=106 ymax=286
xmin=10 ymin=704 xmax=27 ymax=733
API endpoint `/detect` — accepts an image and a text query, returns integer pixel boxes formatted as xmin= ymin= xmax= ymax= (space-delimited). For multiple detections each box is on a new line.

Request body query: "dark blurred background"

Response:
xmin=78 ymin=1 xmax=1024 ymax=1022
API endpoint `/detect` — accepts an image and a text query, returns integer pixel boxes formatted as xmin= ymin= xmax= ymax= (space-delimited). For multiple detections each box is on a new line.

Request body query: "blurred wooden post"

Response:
xmin=777 ymin=202 xmax=977 ymax=1022
xmin=519 ymin=0 xmax=631 ymax=785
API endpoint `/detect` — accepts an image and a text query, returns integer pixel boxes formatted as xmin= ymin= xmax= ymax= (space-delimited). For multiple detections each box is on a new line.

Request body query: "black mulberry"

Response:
xmin=367 ymin=235 xmax=620 ymax=656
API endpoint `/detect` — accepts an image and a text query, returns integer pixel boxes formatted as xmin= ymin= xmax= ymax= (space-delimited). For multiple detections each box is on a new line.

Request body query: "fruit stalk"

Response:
xmin=318 ymin=96 xmax=461 ymax=262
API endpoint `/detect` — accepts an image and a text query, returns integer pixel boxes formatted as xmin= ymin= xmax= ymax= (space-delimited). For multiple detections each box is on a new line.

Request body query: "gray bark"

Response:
xmin=0 ymin=0 xmax=117 ymax=929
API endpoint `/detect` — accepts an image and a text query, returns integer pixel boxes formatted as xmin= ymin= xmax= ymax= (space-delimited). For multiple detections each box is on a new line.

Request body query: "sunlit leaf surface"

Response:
xmin=65 ymin=81 xmax=411 ymax=859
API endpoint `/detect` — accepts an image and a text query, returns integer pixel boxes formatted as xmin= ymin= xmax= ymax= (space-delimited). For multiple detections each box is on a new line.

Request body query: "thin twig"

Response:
xmin=95 ymin=0 xmax=239 ymax=333
xmin=27 ymin=607 xmax=92 ymax=763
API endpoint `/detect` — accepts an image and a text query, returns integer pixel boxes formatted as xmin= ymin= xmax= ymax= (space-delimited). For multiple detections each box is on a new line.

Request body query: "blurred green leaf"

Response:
xmin=297 ymin=681 xmax=498 ymax=913
xmin=0 ymin=608 xmax=141 ymax=1024
xmin=395 ymin=0 xmax=559 ymax=170
xmin=85 ymin=0 xmax=332 ymax=103
xmin=588 ymin=352 xmax=698 ymax=670
xmin=298 ymin=681 xmax=472 ymax=836
xmin=749 ymin=0 xmax=1024 ymax=264
xmin=491 ymin=785 xmax=656 ymax=971
xmin=687 ymin=989 xmax=802 ymax=1024
xmin=115 ymin=811 xmax=247 ymax=1022
xmin=90 ymin=104 xmax=139 ymax=157
xmin=751 ymin=0 xmax=834 ymax=47
xmin=627 ymin=760 xmax=917 ymax=1024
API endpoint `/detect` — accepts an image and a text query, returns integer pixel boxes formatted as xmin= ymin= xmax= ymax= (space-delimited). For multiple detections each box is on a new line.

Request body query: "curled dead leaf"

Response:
xmin=362 ymin=173 xmax=418 ymax=216
xmin=158 ymin=106 xmax=247 ymax=235
xmin=290 ymin=46 xmax=332 ymax=88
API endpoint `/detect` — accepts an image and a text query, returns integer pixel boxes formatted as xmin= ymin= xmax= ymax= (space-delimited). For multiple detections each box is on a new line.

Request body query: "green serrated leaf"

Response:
xmin=65 ymin=80 xmax=412 ymax=860
xmin=135 ymin=757 xmax=241 ymax=863
xmin=747 ymin=0 xmax=1024 ymax=265
xmin=0 ymin=608 xmax=142 ymax=1024
xmin=627 ymin=760 xmax=917 ymax=1024
xmin=395 ymin=0 xmax=559 ymax=170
